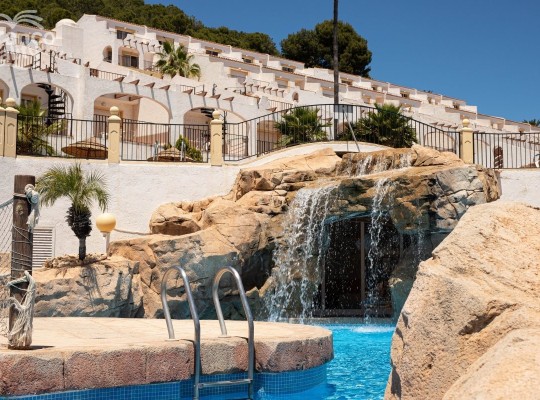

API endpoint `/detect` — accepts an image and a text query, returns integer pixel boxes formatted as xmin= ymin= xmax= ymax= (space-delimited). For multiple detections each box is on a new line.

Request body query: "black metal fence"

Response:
xmin=474 ymin=131 xmax=540 ymax=169
xmin=121 ymin=120 xmax=209 ymax=163
xmin=223 ymin=104 xmax=461 ymax=161
xmin=16 ymin=115 xmax=108 ymax=159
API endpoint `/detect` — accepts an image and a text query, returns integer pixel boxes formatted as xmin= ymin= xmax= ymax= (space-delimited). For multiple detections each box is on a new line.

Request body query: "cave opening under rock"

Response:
xmin=314 ymin=215 xmax=424 ymax=318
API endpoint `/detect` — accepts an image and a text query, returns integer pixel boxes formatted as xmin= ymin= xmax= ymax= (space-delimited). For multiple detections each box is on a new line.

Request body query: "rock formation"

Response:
xmin=385 ymin=202 xmax=540 ymax=400
xmin=34 ymin=254 xmax=143 ymax=317
xmin=36 ymin=146 xmax=499 ymax=320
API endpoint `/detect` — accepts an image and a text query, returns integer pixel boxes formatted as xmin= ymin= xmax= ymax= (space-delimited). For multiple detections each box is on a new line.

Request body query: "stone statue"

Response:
xmin=24 ymin=184 xmax=40 ymax=232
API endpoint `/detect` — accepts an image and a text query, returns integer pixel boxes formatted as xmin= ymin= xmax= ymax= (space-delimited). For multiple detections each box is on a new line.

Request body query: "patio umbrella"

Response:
xmin=147 ymin=147 xmax=193 ymax=162
xmin=61 ymin=138 xmax=108 ymax=159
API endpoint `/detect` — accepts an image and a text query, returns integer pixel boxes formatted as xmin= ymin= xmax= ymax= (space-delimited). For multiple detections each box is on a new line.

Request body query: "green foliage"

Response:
xmin=36 ymin=162 xmax=110 ymax=259
xmin=16 ymin=99 xmax=59 ymax=156
xmin=175 ymin=136 xmax=202 ymax=162
xmin=155 ymin=42 xmax=201 ymax=79
xmin=523 ymin=119 xmax=540 ymax=127
xmin=281 ymin=20 xmax=372 ymax=77
xmin=349 ymin=104 xmax=417 ymax=148
xmin=274 ymin=107 xmax=330 ymax=146
xmin=1 ymin=0 xmax=278 ymax=55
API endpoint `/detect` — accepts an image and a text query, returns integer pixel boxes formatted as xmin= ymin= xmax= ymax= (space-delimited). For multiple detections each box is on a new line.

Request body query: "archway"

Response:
xmin=20 ymin=82 xmax=74 ymax=118
xmin=103 ymin=46 xmax=112 ymax=63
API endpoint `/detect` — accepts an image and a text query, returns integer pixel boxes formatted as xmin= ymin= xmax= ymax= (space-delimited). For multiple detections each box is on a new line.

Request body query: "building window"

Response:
xmin=116 ymin=30 xmax=129 ymax=40
xmin=206 ymin=49 xmax=220 ymax=57
xmin=282 ymin=66 xmax=295 ymax=73
xmin=453 ymin=103 xmax=461 ymax=110
xmin=242 ymin=57 xmax=253 ymax=64
xmin=121 ymin=55 xmax=139 ymax=68
xmin=341 ymin=79 xmax=353 ymax=86
xmin=276 ymin=79 xmax=289 ymax=89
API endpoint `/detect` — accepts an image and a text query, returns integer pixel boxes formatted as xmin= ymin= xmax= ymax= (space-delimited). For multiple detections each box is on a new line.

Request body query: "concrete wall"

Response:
xmin=498 ymin=170 xmax=540 ymax=207
xmin=0 ymin=157 xmax=240 ymax=259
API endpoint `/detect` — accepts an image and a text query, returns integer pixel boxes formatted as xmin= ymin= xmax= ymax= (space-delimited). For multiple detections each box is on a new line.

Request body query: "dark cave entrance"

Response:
xmin=315 ymin=216 xmax=409 ymax=317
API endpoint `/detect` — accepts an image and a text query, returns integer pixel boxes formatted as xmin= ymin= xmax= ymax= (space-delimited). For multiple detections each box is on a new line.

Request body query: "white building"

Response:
xmin=1 ymin=14 xmax=537 ymax=134
xmin=1 ymin=14 xmax=540 ymax=264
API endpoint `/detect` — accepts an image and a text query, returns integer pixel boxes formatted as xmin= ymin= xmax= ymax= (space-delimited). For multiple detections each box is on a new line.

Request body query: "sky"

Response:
xmin=149 ymin=0 xmax=540 ymax=123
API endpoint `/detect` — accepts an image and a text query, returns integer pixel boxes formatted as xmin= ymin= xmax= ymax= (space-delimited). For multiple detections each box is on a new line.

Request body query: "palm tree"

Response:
xmin=523 ymin=119 xmax=540 ymax=127
xmin=350 ymin=104 xmax=417 ymax=148
xmin=274 ymin=107 xmax=331 ymax=146
xmin=36 ymin=163 xmax=110 ymax=260
xmin=16 ymin=99 xmax=60 ymax=156
xmin=155 ymin=42 xmax=201 ymax=79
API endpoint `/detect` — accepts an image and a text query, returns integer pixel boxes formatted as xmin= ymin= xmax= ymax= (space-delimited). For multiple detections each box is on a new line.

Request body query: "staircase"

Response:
xmin=37 ymin=84 xmax=67 ymax=119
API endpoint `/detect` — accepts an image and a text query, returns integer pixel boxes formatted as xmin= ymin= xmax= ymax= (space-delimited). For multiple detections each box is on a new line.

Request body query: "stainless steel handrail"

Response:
xmin=211 ymin=266 xmax=255 ymax=399
xmin=160 ymin=266 xmax=201 ymax=399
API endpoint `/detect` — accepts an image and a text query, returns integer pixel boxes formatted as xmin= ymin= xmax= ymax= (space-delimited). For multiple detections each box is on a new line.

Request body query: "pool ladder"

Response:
xmin=161 ymin=266 xmax=255 ymax=400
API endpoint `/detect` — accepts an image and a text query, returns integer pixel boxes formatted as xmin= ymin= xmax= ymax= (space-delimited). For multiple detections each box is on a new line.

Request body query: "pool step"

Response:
xmin=197 ymin=378 xmax=252 ymax=389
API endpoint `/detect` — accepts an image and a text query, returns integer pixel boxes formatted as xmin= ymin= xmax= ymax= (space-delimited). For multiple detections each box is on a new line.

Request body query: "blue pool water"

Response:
xmin=257 ymin=323 xmax=395 ymax=400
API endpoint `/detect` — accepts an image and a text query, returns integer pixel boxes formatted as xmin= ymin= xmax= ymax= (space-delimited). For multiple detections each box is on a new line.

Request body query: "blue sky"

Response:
xmin=150 ymin=0 xmax=539 ymax=122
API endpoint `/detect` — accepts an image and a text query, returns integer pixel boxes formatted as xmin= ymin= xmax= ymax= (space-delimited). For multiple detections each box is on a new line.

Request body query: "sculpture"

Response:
xmin=24 ymin=184 xmax=40 ymax=232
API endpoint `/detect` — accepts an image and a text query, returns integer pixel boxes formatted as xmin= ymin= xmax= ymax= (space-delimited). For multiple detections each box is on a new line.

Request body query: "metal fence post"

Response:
xmin=460 ymin=118 xmax=474 ymax=164
xmin=4 ymin=98 xmax=19 ymax=158
xmin=108 ymin=106 xmax=121 ymax=163
xmin=210 ymin=110 xmax=224 ymax=166
xmin=0 ymin=98 xmax=5 ymax=157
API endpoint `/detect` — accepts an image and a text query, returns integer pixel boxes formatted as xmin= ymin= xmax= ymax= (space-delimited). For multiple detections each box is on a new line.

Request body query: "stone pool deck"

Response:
xmin=0 ymin=317 xmax=333 ymax=397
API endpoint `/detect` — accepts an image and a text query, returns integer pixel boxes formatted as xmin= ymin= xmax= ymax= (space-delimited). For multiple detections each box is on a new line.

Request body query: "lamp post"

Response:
xmin=96 ymin=213 xmax=116 ymax=255
xmin=333 ymin=0 xmax=339 ymax=140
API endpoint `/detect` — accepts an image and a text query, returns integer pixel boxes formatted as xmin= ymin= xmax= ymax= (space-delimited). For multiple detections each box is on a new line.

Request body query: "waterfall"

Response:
xmin=265 ymin=184 xmax=336 ymax=322
xmin=364 ymin=177 xmax=393 ymax=318
xmin=353 ymin=152 xmax=413 ymax=177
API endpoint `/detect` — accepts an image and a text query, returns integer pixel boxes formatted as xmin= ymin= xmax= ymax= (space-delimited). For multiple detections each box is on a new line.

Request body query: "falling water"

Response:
xmin=266 ymin=184 xmax=337 ymax=322
xmin=353 ymin=152 xmax=413 ymax=177
xmin=364 ymin=177 xmax=393 ymax=318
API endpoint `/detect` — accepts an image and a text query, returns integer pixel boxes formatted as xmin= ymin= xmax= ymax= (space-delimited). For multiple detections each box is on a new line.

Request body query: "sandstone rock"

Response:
xmin=149 ymin=203 xmax=201 ymax=235
xmin=411 ymin=144 xmax=463 ymax=167
xmin=34 ymin=255 xmax=143 ymax=318
xmin=443 ymin=328 xmax=540 ymax=400
xmin=386 ymin=202 xmax=540 ymax=400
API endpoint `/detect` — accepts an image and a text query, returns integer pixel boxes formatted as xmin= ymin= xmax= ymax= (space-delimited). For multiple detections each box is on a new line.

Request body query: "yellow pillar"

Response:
xmin=4 ymin=98 xmax=19 ymax=158
xmin=0 ymin=98 xmax=5 ymax=157
xmin=107 ymin=106 xmax=121 ymax=163
xmin=460 ymin=118 xmax=474 ymax=164
xmin=210 ymin=110 xmax=224 ymax=166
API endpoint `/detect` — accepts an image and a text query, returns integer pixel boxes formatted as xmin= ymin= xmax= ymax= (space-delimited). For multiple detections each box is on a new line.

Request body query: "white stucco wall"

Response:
xmin=0 ymin=143 xmax=388 ymax=261
xmin=498 ymin=170 xmax=540 ymax=207
xmin=0 ymin=157 xmax=240 ymax=259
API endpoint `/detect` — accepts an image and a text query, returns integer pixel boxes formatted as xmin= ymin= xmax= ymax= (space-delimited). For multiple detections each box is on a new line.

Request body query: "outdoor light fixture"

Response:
xmin=96 ymin=213 xmax=116 ymax=254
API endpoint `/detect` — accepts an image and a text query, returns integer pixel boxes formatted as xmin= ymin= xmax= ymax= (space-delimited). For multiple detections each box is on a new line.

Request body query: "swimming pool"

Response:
xmin=6 ymin=323 xmax=394 ymax=400
xmin=256 ymin=323 xmax=395 ymax=400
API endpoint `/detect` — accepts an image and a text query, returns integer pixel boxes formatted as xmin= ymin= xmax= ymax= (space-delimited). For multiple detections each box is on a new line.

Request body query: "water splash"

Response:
xmin=266 ymin=184 xmax=337 ymax=322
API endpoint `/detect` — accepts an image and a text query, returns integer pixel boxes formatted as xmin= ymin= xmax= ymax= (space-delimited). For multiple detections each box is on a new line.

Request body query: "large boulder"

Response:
xmin=385 ymin=202 xmax=540 ymax=400
xmin=34 ymin=254 xmax=143 ymax=317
